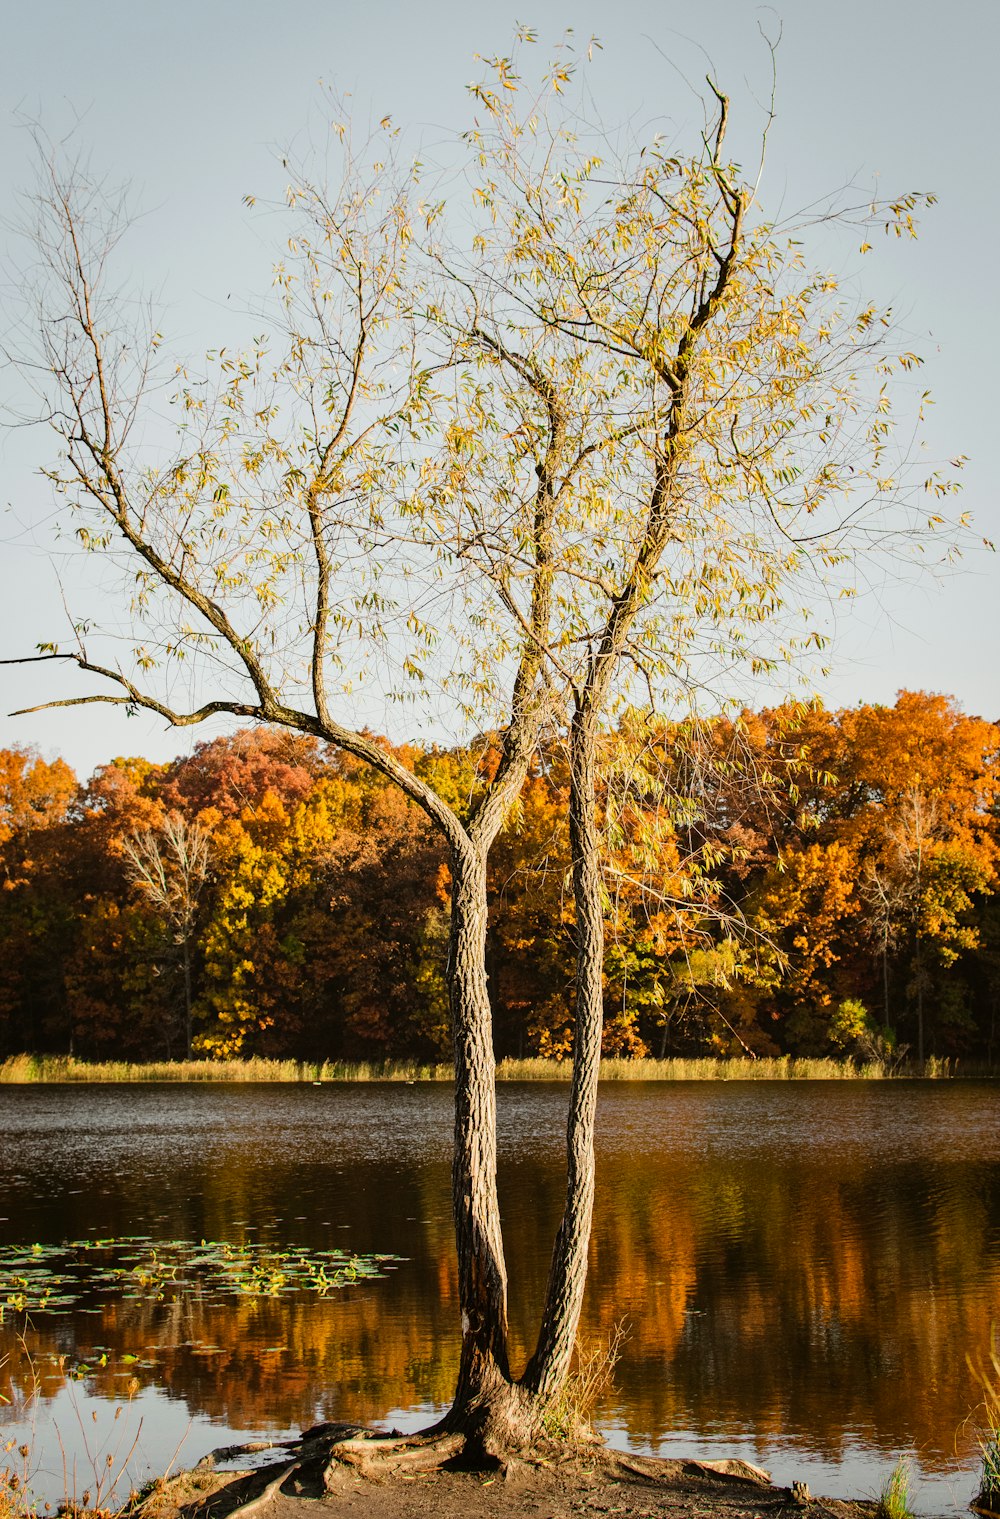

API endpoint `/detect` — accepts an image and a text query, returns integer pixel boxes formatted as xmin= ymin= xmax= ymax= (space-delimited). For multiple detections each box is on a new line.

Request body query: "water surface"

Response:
xmin=1 ymin=1081 xmax=997 ymax=1514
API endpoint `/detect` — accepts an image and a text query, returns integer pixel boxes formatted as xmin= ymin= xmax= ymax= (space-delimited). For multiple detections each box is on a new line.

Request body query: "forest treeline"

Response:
xmin=1 ymin=690 xmax=997 ymax=1065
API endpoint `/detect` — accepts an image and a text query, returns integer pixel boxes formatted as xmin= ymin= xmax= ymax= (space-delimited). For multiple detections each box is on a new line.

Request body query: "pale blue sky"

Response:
xmin=1 ymin=0 xmax=996 ymax=777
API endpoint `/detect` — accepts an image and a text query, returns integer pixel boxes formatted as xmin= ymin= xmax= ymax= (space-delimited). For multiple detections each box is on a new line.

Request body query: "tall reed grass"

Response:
xmin=0 ymin=1054 xmax=452 ymax=1084
xmin=497 ymin=1054 xmax=892 ymax=1081
xmin=1 ymin=1052 xmax=995 ymax=1083
xmin=969 ymin=1332 xmax=1000 ymax=1515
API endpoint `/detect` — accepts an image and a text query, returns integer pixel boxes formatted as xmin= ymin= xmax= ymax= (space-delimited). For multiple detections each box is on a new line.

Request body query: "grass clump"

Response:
xmin=978 ymin=1437 xmax=1000 ymax=1517
xmin=874 ymin=1458 xmax=915 ymax=1519
xmin=539 ymin=1323 xmax=627 ymax=1442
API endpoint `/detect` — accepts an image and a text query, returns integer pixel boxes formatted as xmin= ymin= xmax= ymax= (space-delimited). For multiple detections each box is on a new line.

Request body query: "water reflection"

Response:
xmin=1 ymin=1081 xmax=998 ymax=1513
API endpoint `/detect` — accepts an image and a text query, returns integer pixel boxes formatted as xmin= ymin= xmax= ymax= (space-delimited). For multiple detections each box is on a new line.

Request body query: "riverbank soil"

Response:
xmin=139 ymin=1436 xmax=876 ymax=1519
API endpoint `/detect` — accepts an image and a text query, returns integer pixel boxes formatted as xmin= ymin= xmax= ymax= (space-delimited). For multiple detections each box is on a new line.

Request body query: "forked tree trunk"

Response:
xmin=443 ymin=731 xmax=607 ymax=1445
xmin=524 ymin=711 xmax=604 ymax=1396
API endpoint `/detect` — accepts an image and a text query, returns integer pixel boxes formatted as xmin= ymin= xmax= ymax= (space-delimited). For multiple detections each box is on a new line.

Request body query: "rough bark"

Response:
xmin=446 ymin=844 xmax=513 ymax=1423
xmin=523 ymin=712 xmax=604 ymax=1395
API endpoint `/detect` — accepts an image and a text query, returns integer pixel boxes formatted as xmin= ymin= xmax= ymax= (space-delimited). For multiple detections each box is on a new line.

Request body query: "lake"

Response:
xmin=1 ymin=1080 xmax=998 ymax=1515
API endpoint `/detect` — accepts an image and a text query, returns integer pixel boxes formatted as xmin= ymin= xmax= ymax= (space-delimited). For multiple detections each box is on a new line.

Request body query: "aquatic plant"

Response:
xmin=0 ymin=1238 xmax=400 ymax=1321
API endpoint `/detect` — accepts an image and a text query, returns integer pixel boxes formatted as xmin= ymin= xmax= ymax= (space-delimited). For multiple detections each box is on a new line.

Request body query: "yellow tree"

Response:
xmin=439 ymin=45 xmax=965 ymax=1401
xmin=3 ymin=36 xmax=969 ymax=1455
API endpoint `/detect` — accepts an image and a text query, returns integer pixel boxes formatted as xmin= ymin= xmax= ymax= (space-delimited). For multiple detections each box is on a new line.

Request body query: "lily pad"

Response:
xmin=0 ymin=1236 xmax=403 ymax=1318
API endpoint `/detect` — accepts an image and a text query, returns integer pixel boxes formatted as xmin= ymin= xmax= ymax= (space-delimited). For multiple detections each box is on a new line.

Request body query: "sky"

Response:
xmin=1 ymin=0 xmax=996 ymax=779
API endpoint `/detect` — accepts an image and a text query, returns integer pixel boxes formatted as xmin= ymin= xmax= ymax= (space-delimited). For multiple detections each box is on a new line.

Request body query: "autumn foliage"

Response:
xmin=1 ymin=690 xmax=997 ymax=1065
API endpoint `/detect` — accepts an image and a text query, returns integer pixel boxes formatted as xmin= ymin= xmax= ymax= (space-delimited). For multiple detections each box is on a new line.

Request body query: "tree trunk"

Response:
xmin=915 ymin=937 xmax=925 ymax=1064
xmin=523 ymin=712 xmax=603 ymax=1396
xmin=445 ymin=844 xmax=518 ymax=1435
xmin=182 ymin=935 xmax=193 ymax=1059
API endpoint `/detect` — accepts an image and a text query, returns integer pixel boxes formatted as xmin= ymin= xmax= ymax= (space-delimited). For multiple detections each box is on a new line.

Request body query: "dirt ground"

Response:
xmin=138 ymin=1433 xmax=876 ymax=1519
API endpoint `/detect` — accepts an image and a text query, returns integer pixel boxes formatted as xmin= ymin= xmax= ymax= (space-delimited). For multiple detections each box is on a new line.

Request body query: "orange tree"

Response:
xmin=0 ymin=746 xmax=78 ymax=1052
xmin=3 ymin=35 xmax=967 ymax=1453
xmin=691 ymin=694 xmax=999 ymax=1058
xmin=831 ymin=692 xmax=999 ymax=1056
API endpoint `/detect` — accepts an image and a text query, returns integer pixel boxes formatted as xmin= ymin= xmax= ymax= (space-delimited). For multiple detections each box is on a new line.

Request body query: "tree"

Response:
xmin=0 ymin=744 xmax=76 ymax=851
xmin=827 ymin=693 xmax=998 ymax=1055
xmin=749 ymin=839 xmax=861 ymax=1052
xmin=3 ymin=37 xmax=965 ymax=1455
xmin=0 ymin=746 xmax=78 ymax=1052
xmin=121 ymin=812 xmax=212 ymax=1057
xmin=157 ymin=729 xmax=326 ymax=820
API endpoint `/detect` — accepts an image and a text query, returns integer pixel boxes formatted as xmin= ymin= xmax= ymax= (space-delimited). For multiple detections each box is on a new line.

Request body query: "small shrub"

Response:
xmin=829 ymin=1000 xmax=905 ymax=1073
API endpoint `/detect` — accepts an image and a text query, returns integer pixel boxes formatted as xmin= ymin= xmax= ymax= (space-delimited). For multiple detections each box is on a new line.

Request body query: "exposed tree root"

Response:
xmin=135 ymin=1423 xmax=881 ymax=1519
xmin=323 ymin=1431 xmax=466 ymax=1482
xmin=224 ymin=1462 xmax=300 ymax=1519
xmin=607 ymin=1452 xmax=772 ymax=1486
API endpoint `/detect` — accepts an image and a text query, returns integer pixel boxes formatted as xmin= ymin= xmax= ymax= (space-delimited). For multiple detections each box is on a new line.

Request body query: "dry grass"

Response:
xmin=496 ymin=1054 xmax=875 ymax=1081
xmin=540 ymin=1323 xmax=628 ymax=1441
xmin=0 ymin=1055 xmax=452 ymax=1084
xmin=0 ymin=1339 xmax=156 ymax=1519
xmin=0 ymin=1441 xmax=32 ymax=1519
xmin=1 ymin=1346 xmax=35 ymax=1519
xmin=495 ymin=1054 xmax=996 ymax=1081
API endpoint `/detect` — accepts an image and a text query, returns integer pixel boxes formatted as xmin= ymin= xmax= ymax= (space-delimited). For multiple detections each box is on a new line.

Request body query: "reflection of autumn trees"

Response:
xmin=0 ymin=690 xmax=997 ymax=1062
xmin=4 ymin=1109 xmax=998 ymax=1470
xmin=1 ymin=1292 xmax=461 ymax=1432
xmin=590 ymin=1141 xmax=1000 ymax=1467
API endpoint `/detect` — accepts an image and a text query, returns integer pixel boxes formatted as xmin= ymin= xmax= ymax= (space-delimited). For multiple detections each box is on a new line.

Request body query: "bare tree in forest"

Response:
xmin=121 ymin=812 xmax=212 ymax=1057
xmin=3 ymin=35 xmax=963 ymax=1457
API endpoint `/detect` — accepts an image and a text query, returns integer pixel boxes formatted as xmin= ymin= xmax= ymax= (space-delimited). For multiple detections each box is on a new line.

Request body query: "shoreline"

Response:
xmin=138 ymin=1434 xmax=886 ymax=1519
xmin=2 ymin=1052 xmax=997 ymax=1084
